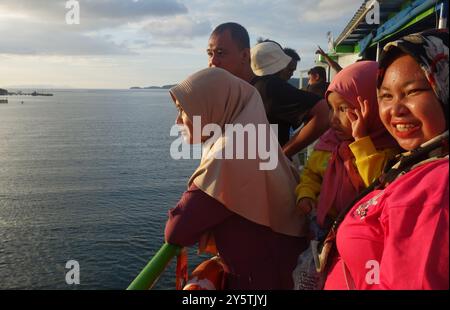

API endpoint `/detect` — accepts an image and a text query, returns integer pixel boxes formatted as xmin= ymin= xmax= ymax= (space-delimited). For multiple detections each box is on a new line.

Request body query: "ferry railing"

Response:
xmin=127 ymin=243 xmax=182 ymax=290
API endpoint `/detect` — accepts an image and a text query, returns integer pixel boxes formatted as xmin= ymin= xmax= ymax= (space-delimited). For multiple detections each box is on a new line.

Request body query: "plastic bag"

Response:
xmin=292 ymin=240 xmax=326 ymax=290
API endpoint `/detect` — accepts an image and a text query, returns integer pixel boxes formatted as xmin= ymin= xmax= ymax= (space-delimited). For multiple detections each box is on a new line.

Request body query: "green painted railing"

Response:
xmin=127 ymin=243 xmax=182 ymax=290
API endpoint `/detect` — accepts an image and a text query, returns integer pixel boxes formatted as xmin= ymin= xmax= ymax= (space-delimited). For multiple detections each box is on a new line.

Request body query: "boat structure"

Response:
xmin=127 ymin=0 xmax=449 ymax=290
xmin=320 ymin=0 xmax=447 ymax=78
xmin=0 ymin=88 xmax=7 ymax=103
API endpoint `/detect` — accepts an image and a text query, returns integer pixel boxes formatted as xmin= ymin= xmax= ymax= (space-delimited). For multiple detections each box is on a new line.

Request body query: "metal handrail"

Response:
xmin=127 ymin=243 xmax=182 ymax=290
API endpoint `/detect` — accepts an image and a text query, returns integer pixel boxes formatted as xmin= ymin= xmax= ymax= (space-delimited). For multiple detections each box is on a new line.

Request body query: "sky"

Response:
xmin=0 ymin=0 xmax=364 ymax=89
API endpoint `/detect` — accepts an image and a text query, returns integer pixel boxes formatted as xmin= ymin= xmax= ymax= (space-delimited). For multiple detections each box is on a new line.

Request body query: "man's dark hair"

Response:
xmin=256 ymin=37 xmax=283 ymax=48
xmin=308 ymin=66 xmax=327 ymax=81
xmin=256 ymin=37 xmax=266 ymax=44
xmin=260 ymin=39 xmax=283 ymax=50
xmin=284 ymin=48 xmax=300 ymax=62
xmin=211 ymin=22 xmax=250 ymax=50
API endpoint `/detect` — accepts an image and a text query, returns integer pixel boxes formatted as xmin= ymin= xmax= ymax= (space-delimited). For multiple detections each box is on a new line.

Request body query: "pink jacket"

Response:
xmin=325 ymin=159 xmax=449 ymax=290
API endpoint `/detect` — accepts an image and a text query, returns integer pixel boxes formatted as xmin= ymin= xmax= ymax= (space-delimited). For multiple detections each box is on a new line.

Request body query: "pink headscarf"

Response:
xmin=315 ymin=61 xmax=397 ymax=227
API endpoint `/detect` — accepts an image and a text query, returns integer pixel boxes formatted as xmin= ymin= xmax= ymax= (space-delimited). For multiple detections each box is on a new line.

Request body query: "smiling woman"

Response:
xmin=378 ymin=52 xmax=446 ymax=151
xmin=324 ymin=29 xmax=449 ymax=290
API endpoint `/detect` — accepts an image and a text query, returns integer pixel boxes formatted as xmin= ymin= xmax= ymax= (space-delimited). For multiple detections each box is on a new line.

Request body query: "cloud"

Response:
xmin=1 ymin=0 xmax=368 ymax=88
xmin=142 ymin=16 xmax=212 ymax=40
xmin=0 ymin=0 xmax=191 ymax=56
xmin=132 ymin=40 xmax=194 ymax=49
xmin=0 ymin=0 xmax=188 ymax=30
xmin=299 ymin=0 xmax=362 ymax=22
xmin=85 ymin=0 xmax=188 ymax=19
xmin=0 ymin=20 xmax=132 ymax=56
xmin=180 ymin=0 xmax=363 ymax=56
xmin=181 ymin=0 xmax=330 ymax=43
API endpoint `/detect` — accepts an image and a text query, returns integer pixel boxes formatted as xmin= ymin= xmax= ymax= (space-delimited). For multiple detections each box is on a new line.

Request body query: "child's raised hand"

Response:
xmin=315 ymin=46 xmax=326 ymax=56
xmin=346 ymin=96 xmax=369 ymax=140
xmin=296 ymin=197 xmax=315 ymax=216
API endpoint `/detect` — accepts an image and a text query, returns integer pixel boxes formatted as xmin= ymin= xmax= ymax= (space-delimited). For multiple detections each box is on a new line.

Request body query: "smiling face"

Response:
xmin=327 ymin=91 xmax=354 ymax=141
xmin=378 ymin=54 xmax=446 ymax=151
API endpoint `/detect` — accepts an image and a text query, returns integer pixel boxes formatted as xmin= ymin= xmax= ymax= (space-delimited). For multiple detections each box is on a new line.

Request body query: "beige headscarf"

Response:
xmin=170 ymin=68 xmax=306 ymax=253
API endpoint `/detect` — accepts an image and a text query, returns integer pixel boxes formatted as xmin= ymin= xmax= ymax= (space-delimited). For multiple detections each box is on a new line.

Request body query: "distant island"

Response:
xmin=130 ymin=84 xmax=177 ymax=90
xmin=0 ymin=88 xmax=53 ymax=96
xmin=0 ymin=88 xmax=7 ymax=103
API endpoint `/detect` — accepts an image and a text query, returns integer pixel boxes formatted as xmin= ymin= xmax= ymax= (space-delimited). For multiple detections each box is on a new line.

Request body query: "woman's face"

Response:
xmin=175 ymin=100 xmax=194 ymax=144
xmin=378 ymin=54 xmax=446 ymax=151
xmin=327 ymin=92 xmax=354 ymax=141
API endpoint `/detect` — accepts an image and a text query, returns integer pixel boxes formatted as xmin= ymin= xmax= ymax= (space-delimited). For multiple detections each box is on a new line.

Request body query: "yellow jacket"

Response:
xmin=295 ymin=136 xmax=397 ymax=203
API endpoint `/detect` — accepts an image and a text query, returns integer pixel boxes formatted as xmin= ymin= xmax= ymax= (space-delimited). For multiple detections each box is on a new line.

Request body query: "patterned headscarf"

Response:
xmin=378 ymin=28 xmax=449 ymax=126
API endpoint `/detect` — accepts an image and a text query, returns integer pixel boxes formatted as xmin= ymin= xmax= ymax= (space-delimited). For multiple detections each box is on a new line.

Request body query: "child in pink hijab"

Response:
xmin=295 ymin=61 xmax=399 ymax=230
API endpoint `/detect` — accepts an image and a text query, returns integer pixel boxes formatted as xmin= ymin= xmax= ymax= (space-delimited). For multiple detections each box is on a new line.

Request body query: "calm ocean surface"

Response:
xmin=0 ymin=89 xmax=201 ymax=289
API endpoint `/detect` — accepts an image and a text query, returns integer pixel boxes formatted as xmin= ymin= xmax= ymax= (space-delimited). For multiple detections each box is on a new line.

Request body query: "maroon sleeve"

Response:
xmin=164 ymin=185 xmax=234 ymax=247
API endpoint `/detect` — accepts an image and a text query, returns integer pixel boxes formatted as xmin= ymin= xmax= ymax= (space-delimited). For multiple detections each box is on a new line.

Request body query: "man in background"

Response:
xmin=207 ymin=22 xmax=329 ymax=157
xmin=306 ymin=66 xmax=329 ymax=98
xmin=278 ymin=48 xmax=301 ymax=82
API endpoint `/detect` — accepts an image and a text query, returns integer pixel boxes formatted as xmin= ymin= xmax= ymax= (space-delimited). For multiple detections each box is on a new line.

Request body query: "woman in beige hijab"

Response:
xmin=165 ymin=67 xmax=307 ymax=289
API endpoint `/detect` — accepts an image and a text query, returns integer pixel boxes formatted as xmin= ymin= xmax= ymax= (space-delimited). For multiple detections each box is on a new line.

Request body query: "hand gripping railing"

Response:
xmin=127 ymin=243 xmax=182 ymax=290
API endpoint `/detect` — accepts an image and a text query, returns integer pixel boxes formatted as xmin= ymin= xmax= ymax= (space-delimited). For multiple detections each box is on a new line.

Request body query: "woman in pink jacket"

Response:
xmin=324 ymin=29 xmax=449 ymax=290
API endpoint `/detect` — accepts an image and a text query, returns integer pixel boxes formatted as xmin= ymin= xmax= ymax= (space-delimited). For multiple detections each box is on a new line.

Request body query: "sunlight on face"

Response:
xmin=378 ymin=54 xmax=446 ymax=151
xmin=174 ymin=100 xmax=194 ymax=144
xmin=207 ymin=30 xmax=247 ymax=79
